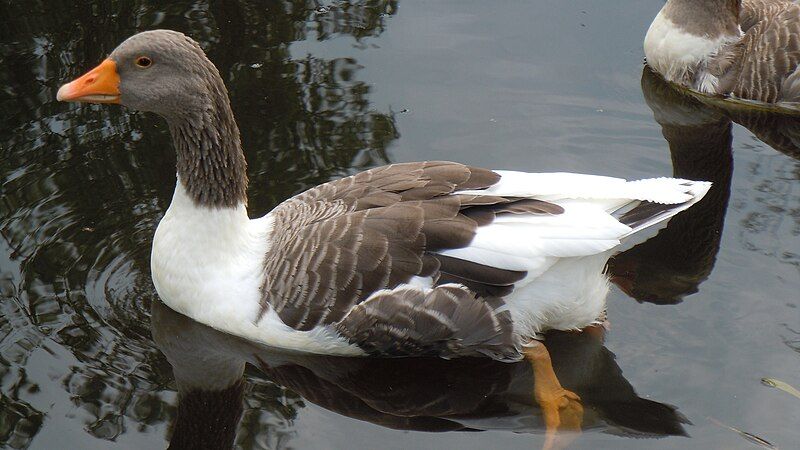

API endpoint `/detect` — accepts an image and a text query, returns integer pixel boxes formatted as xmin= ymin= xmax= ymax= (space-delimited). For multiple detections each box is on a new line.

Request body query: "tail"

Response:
xmin=612 ymin=178 xmax=711 ymax=238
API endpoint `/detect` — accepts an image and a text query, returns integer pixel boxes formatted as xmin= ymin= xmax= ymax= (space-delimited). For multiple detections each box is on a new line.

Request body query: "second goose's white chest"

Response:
xmin=644 ymin=9 xmax=738 ymax=93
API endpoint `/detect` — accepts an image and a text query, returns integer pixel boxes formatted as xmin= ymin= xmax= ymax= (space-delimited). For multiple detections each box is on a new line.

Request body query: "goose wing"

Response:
xmin=717 ymin=2 xmax=800 ymax=102
xmin=740 ymin=0 xmax=796 ymax=32
xmin=258 ymin=162 xmax=709 ymax=359
xmin=258 ymin=162 xmax=544 ymax=328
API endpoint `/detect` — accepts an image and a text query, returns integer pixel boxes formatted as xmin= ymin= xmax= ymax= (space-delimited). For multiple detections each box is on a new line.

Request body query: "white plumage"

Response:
xmin=443 ymin=171 xmax=710 ymax=338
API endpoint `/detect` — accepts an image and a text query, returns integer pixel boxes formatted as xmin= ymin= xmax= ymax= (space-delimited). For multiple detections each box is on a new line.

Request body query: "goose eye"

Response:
xmin=135 ymin=56 xmax=152 ymax=68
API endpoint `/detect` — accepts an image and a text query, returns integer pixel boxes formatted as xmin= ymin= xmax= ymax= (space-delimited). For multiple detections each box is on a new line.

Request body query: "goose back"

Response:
xmin=647 ymin=0 xmax=800 ymax=103
xmin=741 ymin=0 xmax=795 ymax=31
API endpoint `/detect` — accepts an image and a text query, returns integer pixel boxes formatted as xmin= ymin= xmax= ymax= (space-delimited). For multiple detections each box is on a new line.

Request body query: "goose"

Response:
xmin=57 ymin=30 xmax=709 ymax=440
xmin=644 ymin=0 xmax=800 ymax=105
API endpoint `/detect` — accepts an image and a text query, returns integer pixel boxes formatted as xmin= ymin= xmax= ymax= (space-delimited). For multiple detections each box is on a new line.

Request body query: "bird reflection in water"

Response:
xmin=608 ymin=66 xmax=734 ymax=305
xmin=152 ymin=300 xmax=688 ymax=450
xmin=610 ymin=66 xmax=800 ymax=305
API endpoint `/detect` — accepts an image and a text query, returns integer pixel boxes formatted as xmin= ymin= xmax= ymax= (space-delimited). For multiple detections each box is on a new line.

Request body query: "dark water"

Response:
xmin=1 ymin=1 xmax=799 ymax=449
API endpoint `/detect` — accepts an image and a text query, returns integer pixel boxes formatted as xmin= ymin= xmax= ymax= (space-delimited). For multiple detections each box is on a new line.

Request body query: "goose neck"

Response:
xmin=167 ymin=84 xmax=248 ymax=210
xmin=662 ymin=0 xmax=741 ymax=38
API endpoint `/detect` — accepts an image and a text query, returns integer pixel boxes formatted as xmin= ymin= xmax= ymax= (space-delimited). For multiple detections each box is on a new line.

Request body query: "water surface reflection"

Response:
xmin=608 ymin=67 xmax=733 ymax=305
xmin=2 ymin=1 xmax=799 ymax=449
xmin=152 ymin=300 xmax=690 ymax=448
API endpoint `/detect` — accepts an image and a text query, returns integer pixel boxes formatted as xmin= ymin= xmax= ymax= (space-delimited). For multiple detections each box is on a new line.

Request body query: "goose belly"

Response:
xmin=504 ymin=252 xmax=611 ymax=337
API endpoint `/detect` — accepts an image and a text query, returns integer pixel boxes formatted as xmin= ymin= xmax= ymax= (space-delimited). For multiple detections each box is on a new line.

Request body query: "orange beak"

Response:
xmin=57 ymin=58 xmax=121 ymax=104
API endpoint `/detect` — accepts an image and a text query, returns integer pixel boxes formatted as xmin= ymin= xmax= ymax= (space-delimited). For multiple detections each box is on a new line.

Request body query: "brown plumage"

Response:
xmin=59 ymin=30 xmax=712 ymax=361
xmin=258 ymin=161 xmax=559 ymax=356
xmin=335 ymin=284 xmax=518 ymax=360
xmin=718 ymin=2 xmax=800 ymax=102
xmin=740 ymin=0 xmax=795 ymax=31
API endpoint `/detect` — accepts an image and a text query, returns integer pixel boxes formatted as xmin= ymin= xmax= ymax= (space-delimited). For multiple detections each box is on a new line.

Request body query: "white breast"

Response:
xmin=644 ymin=9 xmax=737 ymax=93
xmin=151 ymin=181 xmax=268 ymax=326
xmin=151 ymin=180 xmax=363 ymax=355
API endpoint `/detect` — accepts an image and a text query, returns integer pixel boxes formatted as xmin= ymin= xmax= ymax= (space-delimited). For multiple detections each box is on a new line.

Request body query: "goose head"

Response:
xmin=57 ymin=30 xmax=225 ymax=120
xmin=57 ymin=30 xmax=247 ymax=208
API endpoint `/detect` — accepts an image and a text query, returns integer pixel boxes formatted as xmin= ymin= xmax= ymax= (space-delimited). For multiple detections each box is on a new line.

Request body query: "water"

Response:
xmin=1 ymin=1 xmax=798 ymax=449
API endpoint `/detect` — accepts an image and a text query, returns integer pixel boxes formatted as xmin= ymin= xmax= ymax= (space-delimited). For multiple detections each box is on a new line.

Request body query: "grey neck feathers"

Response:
xmin=664 ymin=0 xmax=741 ymax=37
xmin=167 ymin=74 xmax=248 ymax=209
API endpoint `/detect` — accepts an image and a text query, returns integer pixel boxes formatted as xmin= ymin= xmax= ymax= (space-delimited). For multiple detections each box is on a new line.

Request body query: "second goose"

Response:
xmin=645 ymin=0 xmax=800 ymax=105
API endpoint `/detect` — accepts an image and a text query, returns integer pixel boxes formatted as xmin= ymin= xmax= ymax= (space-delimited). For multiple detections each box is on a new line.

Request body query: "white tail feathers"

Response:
xmin=617 ymin=178 xmax=711 ymax=238
xmin=461 ymin=171 xmax=709 ymax=205
xmin=443 ymin=172 xmax=712 ymax=274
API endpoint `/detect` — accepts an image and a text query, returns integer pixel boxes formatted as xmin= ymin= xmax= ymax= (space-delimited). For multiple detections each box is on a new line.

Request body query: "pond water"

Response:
xmin=2 ymin=1 xmax=799 ymax=449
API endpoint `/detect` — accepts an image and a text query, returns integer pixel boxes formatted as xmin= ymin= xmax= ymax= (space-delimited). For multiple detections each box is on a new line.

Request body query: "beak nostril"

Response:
xmin=85 ymin=77 xmax=96 ymax=84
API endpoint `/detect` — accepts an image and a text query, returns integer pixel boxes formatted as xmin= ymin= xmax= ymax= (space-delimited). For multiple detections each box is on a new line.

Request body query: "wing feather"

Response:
xmin=716 ymin=2 xmax=800 ymax=102
xmin=258 ymin=161 xmax=709 ymax=357
xmin=259 ymin=162 xmax=538 ymax=332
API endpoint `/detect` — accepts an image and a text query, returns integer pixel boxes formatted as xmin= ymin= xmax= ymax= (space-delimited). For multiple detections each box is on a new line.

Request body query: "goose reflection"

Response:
xmin=152 ymin=300 xmax=689 ymax=450
xmin=608 ymin=66 xmax=733 ymax=304
xmin=610 ymin=66 xmax=800 ymax=305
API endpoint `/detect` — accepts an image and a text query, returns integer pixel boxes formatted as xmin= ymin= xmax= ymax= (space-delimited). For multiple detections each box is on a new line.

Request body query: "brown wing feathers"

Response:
xmin=334 ymin=285 xmax=520 ymax=361
xmin=716 ymin=2 xmax=800 ymax=102
xmin=738 ymin=4 xmax=800 ymax=102
xmin=740 ymin=0 xmax=795 ymax=32
xmin=437 ymin=255 xmax=527 ymax=299
xmin=259 ymin=162 xmax=562 ymax=354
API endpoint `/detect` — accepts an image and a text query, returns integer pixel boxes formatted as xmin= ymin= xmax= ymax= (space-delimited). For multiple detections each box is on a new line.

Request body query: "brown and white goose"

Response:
xmin=58 ymin=31 xmax=711 ymax=440
xmin=644 ymin=0 xmax=800 ymax=104
xmin=57 ymin=30 xmax=710 ymax=361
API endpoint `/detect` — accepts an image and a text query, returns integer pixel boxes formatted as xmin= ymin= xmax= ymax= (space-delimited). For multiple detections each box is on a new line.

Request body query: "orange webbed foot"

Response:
xmin=524 ymin=341 xmax=584 ymax=450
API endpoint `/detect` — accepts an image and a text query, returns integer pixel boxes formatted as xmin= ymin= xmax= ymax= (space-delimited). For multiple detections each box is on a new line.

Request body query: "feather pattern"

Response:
xmin=335 ymin=283 xmax=518 ymax=361
xmin=255 ymin=162 xmax=710 ymax=358
xmin=724 ymin=2 xmax=800 ymax=102
xmin=259 ymin=161 xmax=523 ymax=331
xmin=741 ymin=0 xmax=796 ymax=32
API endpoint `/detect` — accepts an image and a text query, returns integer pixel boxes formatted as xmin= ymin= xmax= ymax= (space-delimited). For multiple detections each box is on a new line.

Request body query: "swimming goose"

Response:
xmin=644 ymin=0 xmax=800 ymax=104
xmin=55 ymin=28 xmax=712 ymax=360
xmin=57 ymin=30 xmax=708 ymax=437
